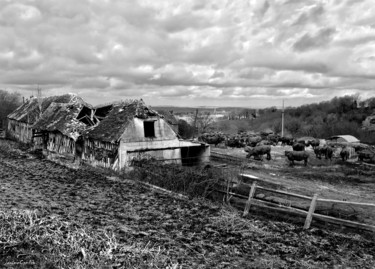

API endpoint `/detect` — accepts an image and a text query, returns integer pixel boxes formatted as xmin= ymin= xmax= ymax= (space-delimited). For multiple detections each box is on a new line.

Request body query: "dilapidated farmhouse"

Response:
xmin=7 ymin=95 xmax=210 ymax=169
xmin=32 ymin=101 xmax=96 ymax=160
xmin=6 ymin=93 xmax=91 ymax=144
xmin=80 ymin=99 xmax=210 ymax=170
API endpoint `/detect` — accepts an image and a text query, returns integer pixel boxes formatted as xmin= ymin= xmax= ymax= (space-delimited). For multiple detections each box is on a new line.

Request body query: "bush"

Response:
xmin=126 ymin=160 xmax=240 ymax=198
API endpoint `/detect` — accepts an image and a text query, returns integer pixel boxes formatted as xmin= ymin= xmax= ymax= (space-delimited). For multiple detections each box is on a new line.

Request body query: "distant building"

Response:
xmin=329 ymin=135 xmax=360 ymax=143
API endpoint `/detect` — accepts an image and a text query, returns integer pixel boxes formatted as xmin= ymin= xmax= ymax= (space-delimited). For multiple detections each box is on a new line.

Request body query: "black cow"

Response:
xmin=292 ymin=142 xmax=305 ymax=151
xmin=314 ymin=146 xmax=325 ymax=159
xmin=314 ymin=145 xmax=334 ymax=161
xmin=246 ymin=136 xmax=262 ymax=147
xmin=285 ymin=150 xmax=309 ymax=166
xmin=325 ymin=146 xmax=333 ymax=161
xmin=280 ymin=136 xmax=294 ymax=146
xmin=245 ymin=145 xmax=271 ymax=161
xmin=308 ymin=138 xmax=320 ymax=149
xmin=340 ymin=147 xmax=350 ymax=161
xmin=358 ymin=149 xmax=375 ymax=162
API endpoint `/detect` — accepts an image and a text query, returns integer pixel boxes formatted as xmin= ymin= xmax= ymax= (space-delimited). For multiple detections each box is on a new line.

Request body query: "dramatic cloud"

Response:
xmin=1 ymin=0 xmax=375 ymax=108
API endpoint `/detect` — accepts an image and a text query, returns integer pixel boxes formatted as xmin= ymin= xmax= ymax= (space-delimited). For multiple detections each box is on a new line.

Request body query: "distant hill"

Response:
xmin=152 ymin=106 xmax=253 ymax=115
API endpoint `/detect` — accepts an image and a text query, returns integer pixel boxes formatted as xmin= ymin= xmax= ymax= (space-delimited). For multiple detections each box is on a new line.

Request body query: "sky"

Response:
xmin=1 ymin=0 xmax=375 ymax=108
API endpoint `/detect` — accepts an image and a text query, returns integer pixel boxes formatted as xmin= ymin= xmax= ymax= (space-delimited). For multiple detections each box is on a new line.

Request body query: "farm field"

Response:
xmin=213 ymin=145 xmax=375 ymax=200
xmin=0 ymin=139 xmax=375 ymax=268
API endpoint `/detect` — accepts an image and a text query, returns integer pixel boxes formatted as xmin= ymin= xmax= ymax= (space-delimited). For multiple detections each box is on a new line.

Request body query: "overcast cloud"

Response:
xmin=1 ymin=0 xmax=375 ymax=108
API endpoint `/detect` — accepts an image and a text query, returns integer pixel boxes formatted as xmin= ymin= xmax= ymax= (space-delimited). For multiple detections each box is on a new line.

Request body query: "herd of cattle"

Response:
xmin=199 ymin=132 xmax=375 ymax=166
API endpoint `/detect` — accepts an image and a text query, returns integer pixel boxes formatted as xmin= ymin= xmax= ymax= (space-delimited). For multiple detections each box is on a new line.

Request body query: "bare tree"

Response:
xmin=197 ymin=112 xmax=215 ymax=134
xmin=0 ymin=89 xmax=22 ymax=129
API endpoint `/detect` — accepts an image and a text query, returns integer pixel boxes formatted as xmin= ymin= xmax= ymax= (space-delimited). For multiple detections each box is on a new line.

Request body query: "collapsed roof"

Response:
xmin=32 ymin=102 xmax=87 ymax=141
xmin=83 ymin=99 xmax=161 ymax=143
xmin=7 ymin=93 xmax=91 ymax=124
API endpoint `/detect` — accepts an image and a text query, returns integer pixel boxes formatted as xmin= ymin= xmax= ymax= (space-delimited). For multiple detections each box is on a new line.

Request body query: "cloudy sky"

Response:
xmin=1 ymin=0 xmax=375 ymax=108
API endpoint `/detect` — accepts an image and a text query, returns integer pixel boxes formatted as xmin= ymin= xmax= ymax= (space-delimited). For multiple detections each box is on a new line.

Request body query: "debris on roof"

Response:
xmin=84 ymin=99 xmax=160 ymax=143
xmin=32 ymin=102 xmax=87 ymax=141
xmin=7 ymin=93 xmax=89 ymax=124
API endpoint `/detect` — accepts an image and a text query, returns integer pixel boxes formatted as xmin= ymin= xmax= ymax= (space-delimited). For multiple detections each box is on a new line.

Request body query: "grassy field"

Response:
xmin=0 ymin=139 xmax=375 ymax=268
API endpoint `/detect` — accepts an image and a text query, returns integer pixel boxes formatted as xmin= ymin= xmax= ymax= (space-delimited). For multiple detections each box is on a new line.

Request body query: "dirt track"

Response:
xmin=1 ymin=140 xmax=375 ymax=268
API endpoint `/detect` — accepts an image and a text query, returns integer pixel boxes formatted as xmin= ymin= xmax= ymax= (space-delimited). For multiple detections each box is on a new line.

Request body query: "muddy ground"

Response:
xmin=1 ymin=139 xmax=375 ymax=268
xmin=212 ymin=145 xmax=375 ymax=227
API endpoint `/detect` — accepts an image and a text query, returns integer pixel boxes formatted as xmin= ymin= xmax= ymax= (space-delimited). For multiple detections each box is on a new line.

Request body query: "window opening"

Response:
xmin=144 ymin=121 xmax=155 ymax=137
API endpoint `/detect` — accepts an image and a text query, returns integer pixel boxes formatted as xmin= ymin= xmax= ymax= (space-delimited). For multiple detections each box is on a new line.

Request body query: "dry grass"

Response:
xmin=0 ymin=209 xmax=174 ymax=268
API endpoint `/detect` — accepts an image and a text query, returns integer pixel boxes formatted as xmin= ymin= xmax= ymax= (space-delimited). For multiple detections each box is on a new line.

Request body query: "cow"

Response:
xmin=285 ymin=150 xmax=309 ymax=166
xmin=245 ymin=145 xmax=271 ymax=161
xmin=314 ymin=145 xmax=334 ymax=161
xmin=292 ymin=142 xmax=305 ymax=151
xmin=280 ymin=136 xmax=294 ymax=146
xmin=256 ymin=140 xmax=275 ymax=146
xmin=308 ymin=138 xmax=320 ymax=149
xmin=314 ymin=146 xmax=325 ymax=159
xmin=199 ymin=132 xmax=226 ymax=147
xmin=226 ymin=134 xmax=245 ymax=148
xmin=358 ymin=149 xmax=375 ymax=163
xmin=340 ymin=147 xmax=350 ymax=161
xmin=267 ymin=134 xmax=280 ymax=145
xmin=246 ymin=136 xmax=262 ymax=147
xmin=325 ymin=146 xmax=333 ymax=161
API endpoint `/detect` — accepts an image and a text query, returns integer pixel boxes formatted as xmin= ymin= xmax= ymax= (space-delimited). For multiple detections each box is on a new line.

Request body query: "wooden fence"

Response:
xmin=210 ymin=151 xmax=246 ymax=165
xmin=215 ymin=174 xmax=375 ymax=233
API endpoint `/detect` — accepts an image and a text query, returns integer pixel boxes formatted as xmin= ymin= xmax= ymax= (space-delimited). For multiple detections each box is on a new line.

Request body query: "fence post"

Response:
xmin=243 ymin=182 xmax=257 ymax=217
xmin=304 ymin=193 xmax=318 ymax=229
xmin=225 ymin=171 xmax=231 ymax=204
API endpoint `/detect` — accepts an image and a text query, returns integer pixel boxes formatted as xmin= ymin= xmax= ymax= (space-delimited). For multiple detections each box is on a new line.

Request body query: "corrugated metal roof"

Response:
xmin=330 ymin=135 xmax=360 ymax=143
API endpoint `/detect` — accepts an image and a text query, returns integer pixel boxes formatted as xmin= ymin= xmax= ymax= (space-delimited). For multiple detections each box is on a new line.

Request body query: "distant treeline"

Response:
xmin=217 ymin=95 xmax=375 ymax=144
xmin=0 ymin=89 xmax=22 ymax=129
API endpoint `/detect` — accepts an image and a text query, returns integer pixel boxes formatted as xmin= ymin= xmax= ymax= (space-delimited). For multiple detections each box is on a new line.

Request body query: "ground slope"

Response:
xmin=0 ymin=140 xmax=374 ymax=268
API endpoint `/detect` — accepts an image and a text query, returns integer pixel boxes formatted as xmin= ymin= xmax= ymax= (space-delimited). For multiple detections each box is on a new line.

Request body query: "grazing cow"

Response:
xmin=285 ymin=150 xmax=309 ymax=166
xmin=245 ymin=145 xmax=271 ymax=161
xmin=340 ymin=147 xmax=350 ymax=161
xmin=292 ymin=142 xmax=305 ymax=151
xmin=280 ymin=136 xmax=294 ymax=146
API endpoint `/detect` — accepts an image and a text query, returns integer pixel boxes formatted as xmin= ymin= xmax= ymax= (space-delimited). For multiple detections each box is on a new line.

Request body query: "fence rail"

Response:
xmin=214 ymin=174 xmax=375 ymax=233
xmin=211 ymin=151 xmax=246 ymax=165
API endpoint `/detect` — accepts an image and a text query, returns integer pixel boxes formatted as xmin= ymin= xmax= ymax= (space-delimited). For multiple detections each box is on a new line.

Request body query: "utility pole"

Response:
xmin=281 ymin=99 xmax=285 ymax=137
xmin=193 ymin=109 xmax=199 ymax=139
xmin=37 ymin=85 xmax=42 ymax=118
